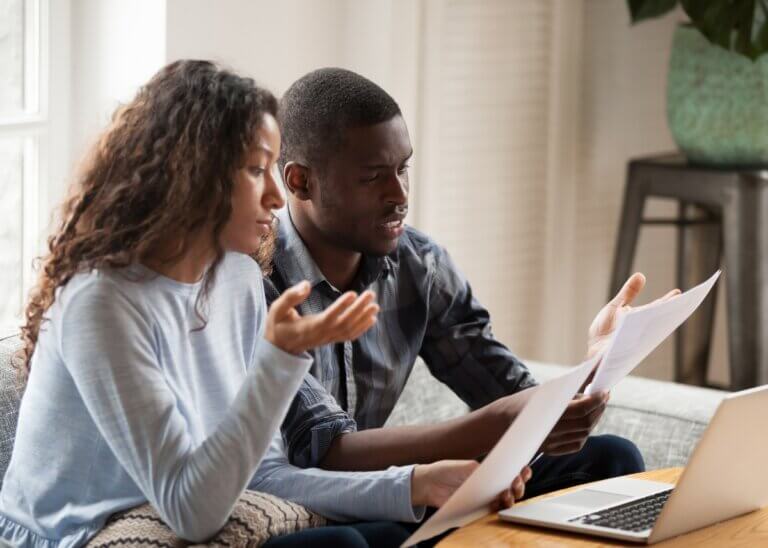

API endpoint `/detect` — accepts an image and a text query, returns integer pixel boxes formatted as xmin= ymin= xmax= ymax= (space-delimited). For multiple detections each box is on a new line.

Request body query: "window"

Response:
xmin=0 ymin=0 xmax=46 ymax=332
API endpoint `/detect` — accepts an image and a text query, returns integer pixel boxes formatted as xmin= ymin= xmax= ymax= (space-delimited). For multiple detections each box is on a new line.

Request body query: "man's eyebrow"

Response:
xmin=361 ymin=149 xmax=414 ymax=169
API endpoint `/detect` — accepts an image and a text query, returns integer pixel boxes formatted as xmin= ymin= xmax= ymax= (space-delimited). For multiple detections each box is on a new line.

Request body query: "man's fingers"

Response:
xmin=544 ymin=440 xmax=586 ymax=456
xmin=544 ymin=429 xmax=591 ymax=449
xmin=610 ymin=272 xmax=646 ymax=308
xmin=269 ymin=280 xmax=311 ymax=320
xmin=563 ymin=393 xmax=608 ymax=419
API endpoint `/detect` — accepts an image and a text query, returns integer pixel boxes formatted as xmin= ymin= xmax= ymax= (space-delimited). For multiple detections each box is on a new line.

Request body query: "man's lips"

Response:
xmin=379 ymin=212 xmax=407 ymax=229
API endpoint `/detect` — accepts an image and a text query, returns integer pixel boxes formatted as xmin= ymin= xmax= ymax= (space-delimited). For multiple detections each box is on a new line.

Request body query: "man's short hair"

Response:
xmin=278 ymin=68 xmax=401 ymax=171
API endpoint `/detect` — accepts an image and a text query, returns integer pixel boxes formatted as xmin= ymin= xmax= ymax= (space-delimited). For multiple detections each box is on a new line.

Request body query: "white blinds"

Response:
xmin=416 ymin=0 xmax=555 ymax=359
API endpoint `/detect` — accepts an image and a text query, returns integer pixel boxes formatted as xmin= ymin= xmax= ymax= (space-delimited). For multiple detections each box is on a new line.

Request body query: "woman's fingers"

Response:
xmin=497 ymin=468 xmax=532 ymax=510
xmin=320 ymin=291 xmax=359 ymax=322
xmin=269 ymin=280 xmax=311 ymax=320
xmin=300 ymin=293 xmax=379 ymax=348
xmin=335 ymin=291 xmax=376 ymax=327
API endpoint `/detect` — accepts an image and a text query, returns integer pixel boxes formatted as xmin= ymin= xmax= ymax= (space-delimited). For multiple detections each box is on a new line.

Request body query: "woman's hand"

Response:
xmin=265 ymin=281 xmax=379 ymax=355
xmin=411 ymin=460 xmax=532 ymax=510
xmin=492 ymin=465 xmax=533 ymax=511
xmin=411 ymin=460 xmax=479 ymax=507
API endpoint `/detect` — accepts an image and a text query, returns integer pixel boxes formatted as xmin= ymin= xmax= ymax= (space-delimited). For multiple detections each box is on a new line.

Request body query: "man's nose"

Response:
xmin=385 ymin=173 xmax=408 ymax=205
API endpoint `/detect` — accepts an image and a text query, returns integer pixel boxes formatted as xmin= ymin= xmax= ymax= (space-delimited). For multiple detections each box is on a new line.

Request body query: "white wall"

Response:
xmin=165 ymin=0 xmax=422 ymax=166
xmin=56 ymin=0 xmax=728 ymax=384
xmin=69 ymin=0 xmax=166 ymax=163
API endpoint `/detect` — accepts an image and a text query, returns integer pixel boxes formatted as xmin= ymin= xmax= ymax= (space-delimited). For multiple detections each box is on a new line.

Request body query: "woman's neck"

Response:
xmin=143 ymin=234 xmax=215 ymax=283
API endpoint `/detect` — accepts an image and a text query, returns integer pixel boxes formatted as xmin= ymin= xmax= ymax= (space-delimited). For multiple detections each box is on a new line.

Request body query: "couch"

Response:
xmin=0 ymin=332 xmax=730 ymax=544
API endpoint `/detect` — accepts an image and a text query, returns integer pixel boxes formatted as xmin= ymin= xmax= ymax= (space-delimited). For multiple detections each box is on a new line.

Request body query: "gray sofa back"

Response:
xmin=0 ymin=336 xmax=22 ymax=488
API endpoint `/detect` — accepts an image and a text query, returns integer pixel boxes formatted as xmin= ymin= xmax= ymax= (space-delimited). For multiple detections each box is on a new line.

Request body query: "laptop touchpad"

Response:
xmin=550 ymin=489 xmax=633 ymax=510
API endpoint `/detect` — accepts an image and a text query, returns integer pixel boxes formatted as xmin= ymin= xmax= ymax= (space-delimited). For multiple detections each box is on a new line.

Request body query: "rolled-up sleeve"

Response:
xmin=281 ymin=374 xmax=358 ymax=467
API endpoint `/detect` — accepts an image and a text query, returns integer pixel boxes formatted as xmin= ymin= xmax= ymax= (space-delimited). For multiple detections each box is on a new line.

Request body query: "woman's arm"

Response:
xmin=60 ymin=280 xmax=311 ymax=542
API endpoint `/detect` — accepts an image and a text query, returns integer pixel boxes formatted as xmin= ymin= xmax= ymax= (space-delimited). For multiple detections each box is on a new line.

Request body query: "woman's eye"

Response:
xmin=249 ymin=167 xmax=266 ymax=177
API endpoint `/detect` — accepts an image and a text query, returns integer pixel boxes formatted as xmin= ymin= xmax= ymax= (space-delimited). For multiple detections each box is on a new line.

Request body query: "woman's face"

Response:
xmin=220 ymin=113 xmax=285 ymax=255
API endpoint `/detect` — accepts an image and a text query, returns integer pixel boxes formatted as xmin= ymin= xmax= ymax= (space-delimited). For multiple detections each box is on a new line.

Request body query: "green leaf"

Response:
xmin=627 ymin=0 xmax=679 ymax=23
xmin=680 ymin=0 xmax=768 ymax=60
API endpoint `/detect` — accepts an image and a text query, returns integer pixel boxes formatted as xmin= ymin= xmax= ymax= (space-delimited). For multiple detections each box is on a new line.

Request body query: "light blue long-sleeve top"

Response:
xmin=0 ymin=253 xmax=313 ymax=547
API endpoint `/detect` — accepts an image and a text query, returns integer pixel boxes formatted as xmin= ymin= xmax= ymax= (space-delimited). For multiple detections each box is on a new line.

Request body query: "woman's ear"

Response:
xmin=283 ymin=162 xmax=312 ymax=200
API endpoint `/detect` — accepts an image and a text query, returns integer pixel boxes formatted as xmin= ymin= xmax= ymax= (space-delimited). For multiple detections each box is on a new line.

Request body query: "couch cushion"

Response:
xmin=527 ymin=362 xmax=728 ymax=470
xmin=86 ymin=490 xmax=326 ymax=547
xmin=0 ymin=335 xmax=22 ymax=488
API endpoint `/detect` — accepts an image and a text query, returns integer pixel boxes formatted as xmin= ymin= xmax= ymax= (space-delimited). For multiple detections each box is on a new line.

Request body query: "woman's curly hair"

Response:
xmin=15 ymin=60 xmax=278 ymax=382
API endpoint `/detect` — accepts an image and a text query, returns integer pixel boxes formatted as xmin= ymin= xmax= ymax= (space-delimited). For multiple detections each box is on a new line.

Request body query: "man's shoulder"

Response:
xmin=397 ymin=225 xmax=445 ymax=260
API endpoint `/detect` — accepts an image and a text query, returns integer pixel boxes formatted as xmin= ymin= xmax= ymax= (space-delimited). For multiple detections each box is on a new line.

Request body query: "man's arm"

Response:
xmin=320 ymin=243 xmax=606 ymax=470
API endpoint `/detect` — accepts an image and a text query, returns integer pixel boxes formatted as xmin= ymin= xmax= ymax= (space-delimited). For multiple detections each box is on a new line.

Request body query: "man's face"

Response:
xmin=310 ymin=115 xmax=412 ymax=257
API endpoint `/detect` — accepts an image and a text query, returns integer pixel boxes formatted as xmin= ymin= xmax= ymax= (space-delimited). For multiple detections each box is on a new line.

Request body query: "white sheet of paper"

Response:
xmin=585 ymin=270 xmax=720 ymax=396
xmin=401 ymin=354 xmax=599 ymax=547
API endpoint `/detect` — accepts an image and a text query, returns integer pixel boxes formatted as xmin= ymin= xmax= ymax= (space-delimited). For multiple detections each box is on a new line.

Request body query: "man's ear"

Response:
xmin=283 ymin=162 xmax=312 ymax=200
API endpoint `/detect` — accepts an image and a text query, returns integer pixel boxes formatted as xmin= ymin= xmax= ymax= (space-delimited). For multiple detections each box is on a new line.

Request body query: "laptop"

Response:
xmin=499 ymin=384 xmax=768 ymax=544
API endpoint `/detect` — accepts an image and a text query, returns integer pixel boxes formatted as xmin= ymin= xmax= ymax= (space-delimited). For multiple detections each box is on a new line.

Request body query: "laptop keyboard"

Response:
xmin=568 ymin=489 xmax=673 ymax=533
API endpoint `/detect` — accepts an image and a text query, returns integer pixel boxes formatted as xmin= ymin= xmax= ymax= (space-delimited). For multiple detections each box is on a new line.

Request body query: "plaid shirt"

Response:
xmin=266 ymin=207 xmax=537 ymax=468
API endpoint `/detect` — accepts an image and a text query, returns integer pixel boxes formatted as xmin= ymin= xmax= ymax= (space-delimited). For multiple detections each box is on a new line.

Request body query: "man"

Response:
xmin=252 ymin=68 xmax=661 ymax=530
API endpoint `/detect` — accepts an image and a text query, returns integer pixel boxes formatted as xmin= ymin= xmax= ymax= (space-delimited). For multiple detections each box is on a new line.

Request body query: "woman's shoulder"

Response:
xmin=219 ymin=252 xmax=264 ymax=279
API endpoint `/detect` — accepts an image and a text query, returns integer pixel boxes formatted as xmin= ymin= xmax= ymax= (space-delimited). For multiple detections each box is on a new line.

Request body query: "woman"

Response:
xmin=0 ymin=60 xmax=380 ymax=547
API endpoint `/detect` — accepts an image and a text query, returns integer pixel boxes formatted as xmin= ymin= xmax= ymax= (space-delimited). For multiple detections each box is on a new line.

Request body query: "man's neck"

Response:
xmin=290 ymin=210 xmax=361 ymax=292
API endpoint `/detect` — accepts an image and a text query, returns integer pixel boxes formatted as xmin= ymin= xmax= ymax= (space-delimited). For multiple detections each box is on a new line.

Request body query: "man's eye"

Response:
xmin=398 ymin=164 xmax=411 ymax=175
xmin=360 ymin=173 xmax=378 ymax=183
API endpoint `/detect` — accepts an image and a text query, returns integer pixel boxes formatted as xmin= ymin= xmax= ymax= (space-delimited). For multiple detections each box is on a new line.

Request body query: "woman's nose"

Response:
xmin=264 ymin=167 xmax=286 ymax=210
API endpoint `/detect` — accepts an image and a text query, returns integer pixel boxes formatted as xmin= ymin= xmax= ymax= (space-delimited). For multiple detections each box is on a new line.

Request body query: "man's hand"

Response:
xmin=587 ymin=272 xmax=680 ymax=359
xmin=411 ymin=460 xmax=532 ymax=509
xmin=541 ymin=273 xmax=681 ymax=456
xmin=265 ymin=281 xmax=379 ymax=355
xmin=541 ymin=392 xmax=609 ymax=456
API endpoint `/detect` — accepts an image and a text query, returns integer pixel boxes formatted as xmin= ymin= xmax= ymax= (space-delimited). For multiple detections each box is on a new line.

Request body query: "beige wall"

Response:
xmin=61 ymin=0 xmax=729 ymax=384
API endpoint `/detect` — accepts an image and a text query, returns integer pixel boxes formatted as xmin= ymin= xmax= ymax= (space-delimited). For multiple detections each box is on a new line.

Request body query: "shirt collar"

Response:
xmin=275 ymin=206 xmax=328 ymax=289
xmin=275 ymin=206 xmax=395 ymax=292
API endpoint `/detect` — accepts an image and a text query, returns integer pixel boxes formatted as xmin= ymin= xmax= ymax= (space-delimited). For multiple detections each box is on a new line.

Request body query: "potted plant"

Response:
xmin=629 ymin=0 xmax=768 ymax=165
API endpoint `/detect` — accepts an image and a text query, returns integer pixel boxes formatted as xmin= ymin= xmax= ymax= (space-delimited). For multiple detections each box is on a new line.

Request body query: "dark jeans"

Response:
xmin=263 ymin=434 xmax=644 ymax=548
xmin=261 ymin=521 xmax=412 ymax=548
xmin=525 ymin=434 xmax=645 ymax=499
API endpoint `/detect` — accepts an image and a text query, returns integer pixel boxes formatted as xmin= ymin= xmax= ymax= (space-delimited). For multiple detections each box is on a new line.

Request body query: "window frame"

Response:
xmin=0 ymin=0 xmax=49 ymax=330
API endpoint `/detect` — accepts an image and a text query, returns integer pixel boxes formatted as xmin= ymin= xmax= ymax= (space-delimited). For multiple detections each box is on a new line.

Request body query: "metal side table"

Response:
xmin=610 ymin=153 xmax=768 ymax=390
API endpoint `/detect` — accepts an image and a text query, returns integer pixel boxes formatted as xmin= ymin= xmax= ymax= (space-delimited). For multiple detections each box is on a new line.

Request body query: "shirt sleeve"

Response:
xmin=59 ymin=278 xmax=312 ymax=543
xmin=280 ymin=373 xmax=358 ymax=467
xmin=264 ymin=276 xmax=358 ymax=468
xmin=419 ymin=244 xmax=538 ymax=409
xmin=250 ymin=436 xmax=426 ymax=523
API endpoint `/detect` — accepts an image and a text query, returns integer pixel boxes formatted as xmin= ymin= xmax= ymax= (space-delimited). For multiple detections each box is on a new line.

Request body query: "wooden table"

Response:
xmin=438 ymin=468 xmax=768 ymax=547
